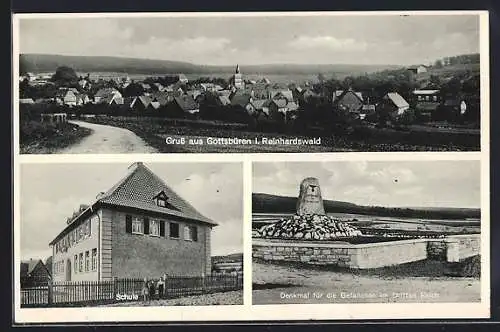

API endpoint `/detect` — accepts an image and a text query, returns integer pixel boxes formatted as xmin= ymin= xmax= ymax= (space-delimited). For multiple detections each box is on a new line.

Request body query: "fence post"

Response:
xmin=201 ymin=273 xmax=205 ymax=292
xmin=47 ymin=279 xmax=53 ymax=305
xmin=112 ymin=277 xmax=117 ymax=300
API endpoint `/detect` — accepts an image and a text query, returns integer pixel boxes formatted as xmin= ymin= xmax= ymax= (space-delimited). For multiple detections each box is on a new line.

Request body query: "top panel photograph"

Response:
xmin=14 ymin=12 xmax=484 ymax=154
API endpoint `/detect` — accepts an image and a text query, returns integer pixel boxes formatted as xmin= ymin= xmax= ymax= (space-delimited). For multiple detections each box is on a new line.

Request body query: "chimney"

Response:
xmin=128 ymin=161 xmax=144 ymax=170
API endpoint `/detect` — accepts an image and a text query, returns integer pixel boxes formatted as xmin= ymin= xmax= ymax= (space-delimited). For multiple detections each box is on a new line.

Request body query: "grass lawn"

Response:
xmin=20 ymin=121 xmax=93 ymax=154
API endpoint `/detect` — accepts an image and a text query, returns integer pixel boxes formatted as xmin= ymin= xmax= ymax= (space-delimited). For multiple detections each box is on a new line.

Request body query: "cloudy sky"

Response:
xmin=19 ymin=162 xmax=242 ymax=261
xmin=253 ymin=161 xmax=480 ymax=209
xmin=18 ymin=13 xmax=479 ymax=66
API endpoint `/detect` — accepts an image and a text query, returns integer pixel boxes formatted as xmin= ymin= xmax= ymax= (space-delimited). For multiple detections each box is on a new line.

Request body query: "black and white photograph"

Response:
xmin=18 ymin=161 xmax=243 ymax=308
xmin=252 ymin=161 xmax=482 ymax=305
xmin=15 ymin=12 xmax=483 ymax=154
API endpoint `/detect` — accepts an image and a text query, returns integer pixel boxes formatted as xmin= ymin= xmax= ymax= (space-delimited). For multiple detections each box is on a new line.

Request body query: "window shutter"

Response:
xmin=160 ymin=221 xmax=165 ymax=237
xmin=125 ymin=215 xmax=132 ymax=233
xmin=193 ymin=226 xmax=198 ymax=242
xmin=144 ymin=217 xmax=150 ymax=235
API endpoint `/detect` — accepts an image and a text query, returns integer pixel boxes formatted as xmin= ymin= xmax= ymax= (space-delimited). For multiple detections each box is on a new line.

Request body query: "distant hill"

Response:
xmin=212 ymin=253 xmax=243 ymax=263
xmin=252 ymin=193 xmax=480 ymax=220
xmin=19 ymin=53 xmax=400 ymax=77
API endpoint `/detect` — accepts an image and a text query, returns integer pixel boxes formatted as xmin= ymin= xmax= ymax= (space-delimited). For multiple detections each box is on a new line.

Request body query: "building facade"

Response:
xmin=49 ymin=162 xmax=217 ymax=282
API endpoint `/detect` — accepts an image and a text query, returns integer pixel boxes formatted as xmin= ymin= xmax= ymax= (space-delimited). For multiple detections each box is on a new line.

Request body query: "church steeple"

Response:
xmin=235 ymin=64 xmax=240 ymax=74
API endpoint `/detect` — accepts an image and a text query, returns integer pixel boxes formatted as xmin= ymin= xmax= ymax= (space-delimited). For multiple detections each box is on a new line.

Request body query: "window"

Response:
xmin=74 ymin=255 xmax=78 ymax=273
xmin=169 ymin=222 xmax=179 ymax=238
xmin=184 ymin=225 xmax=198 ymax=242
xmin=150 ymin=220 xmax=160 ymax=236
xmin=79 ymin=253 xmax=83 ymax=272
xmin=92 ymin=249 xmax=97 ymax=271
xmin=132 ymin=217 xmax=144 ymax=234
xmin=85 ymin=251 xmax=90 ymax=272
xmin=432 ymin=95 xmax=438 ymax=102
xmin=157 ymin=199 xmax=167 ymax=207
xmin=154 ymin=191 xmax=168 ymax=208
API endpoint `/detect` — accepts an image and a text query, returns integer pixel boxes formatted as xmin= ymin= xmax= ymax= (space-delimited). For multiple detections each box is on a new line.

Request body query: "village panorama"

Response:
xmin=18 ymin=53 xmax=480 ymax=154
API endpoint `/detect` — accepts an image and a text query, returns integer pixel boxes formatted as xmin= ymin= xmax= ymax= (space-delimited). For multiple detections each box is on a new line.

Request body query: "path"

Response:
xmin=59 ymin=121 xmax=158 ymax=154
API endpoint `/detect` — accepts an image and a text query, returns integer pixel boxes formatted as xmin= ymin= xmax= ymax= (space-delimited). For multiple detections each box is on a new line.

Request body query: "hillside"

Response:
xmin=252 ymin=193 xmax=480 ymax=220
xmin=19 ymin=54 xmax=400 ymax=76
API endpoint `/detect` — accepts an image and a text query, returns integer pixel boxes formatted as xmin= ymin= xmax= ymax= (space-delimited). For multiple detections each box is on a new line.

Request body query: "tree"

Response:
xmin=51 ymin=66 xmax=78 ymax=86
xmin=123 ymin=82 xmax=145 ymax=97
xmin=434 ymin=59 xmax=443 ymax=69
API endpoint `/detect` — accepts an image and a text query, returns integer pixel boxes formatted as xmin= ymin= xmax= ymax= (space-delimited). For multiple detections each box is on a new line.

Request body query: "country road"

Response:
xmin=59 ymin=121 xmax=158 ymax=154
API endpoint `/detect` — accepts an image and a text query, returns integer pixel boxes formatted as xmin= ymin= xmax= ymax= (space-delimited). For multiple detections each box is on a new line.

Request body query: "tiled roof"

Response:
xmin=174 ymin=95 xmax=198 ymax=112
xmin=272 ymin=99 xmax=288 ymax=108
xmin=218 ymin=95 xmax=231 ymax=106
xmin=20 ymin=259 xmax=43 ymax=278
xmin=99 ymin=162 xmax=216 ymax=225
xmin=251 ymin=99 xmax=270 ymax=110
xmin=386 ymin=92 xmax=410 ymax=109
xmin=230 ymin=93 xmax=252 ymax=107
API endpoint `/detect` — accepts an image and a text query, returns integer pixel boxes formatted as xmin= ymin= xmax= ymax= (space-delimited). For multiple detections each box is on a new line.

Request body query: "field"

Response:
xmin=20 ymin=121 xmax=93 ymax=154
xmin=81 ymin=116 xmax=480 ymax=153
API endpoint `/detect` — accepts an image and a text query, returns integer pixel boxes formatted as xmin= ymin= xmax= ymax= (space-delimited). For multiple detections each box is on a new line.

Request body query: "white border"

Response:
xmin=12 ymin=10 xmax=490 ymax=323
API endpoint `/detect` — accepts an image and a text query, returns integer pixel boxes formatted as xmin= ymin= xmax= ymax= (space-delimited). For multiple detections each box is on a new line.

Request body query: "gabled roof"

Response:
xmin=98 ymin=162 xmax=215 ymax=224
xmin=50 ymin=163 xmax=217 ymax=245
xmin=271 ymin=90 xmax=294 ymax=101
xmin=286 ymin=101 xmax=299 ymax=111
xmin=251 ymin=99 xmax=270 ymax=110
xmin=412 ymin=89 xmax=440 ymax=95
xmin=385 ymin=92 xmax=410 ymax=109
xmin=173 ymin=95 xmax=198 ymax=111
xmin=151 ymin=92 xmax=171 ymax=106
xmin=230 ymin=93 xmax=252 ymax=107
xmin=218 ymin=95 xmax=231 ymax=106
xmin=20 ymin=259 xmax=45 ymax=278
xmin=272 ymin=98 xmax=288 ymax=108
xmin=334 ymin=90 xmax=364 ymax=103
xmin=95 ymin=88 xmax=119 ymax=98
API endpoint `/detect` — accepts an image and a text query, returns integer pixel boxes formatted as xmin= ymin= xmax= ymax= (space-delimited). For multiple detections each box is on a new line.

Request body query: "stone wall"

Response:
xmin=253 ymin=233 xmax=481 ymax=269
xmin=445 ymin=234 xmax=481 ymax=262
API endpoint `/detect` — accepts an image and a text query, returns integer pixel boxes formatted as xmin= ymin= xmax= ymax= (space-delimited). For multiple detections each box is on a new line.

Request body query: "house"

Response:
xmin=130 ymin=95 xmax=152 ymax=111
xmin=94 ymin=88 xmax=122 ymax=104
xmin=407 ymin=65 xmax=428 ymax=75
xmin=268 ymin=99 xmax=297 ymax=123
xmin=49 ymin=162 xmax=217 ymax=282
xmin=21 ymin=259 xmax=51 ymax=287
xmin=412 ymin=89 xmax=441 ymax=114
xmin=76 ymin=94 xmax=91 ymax=106
xmin=377 ymin=92 xmax=410 ymax=117
xmin=167 ymin=95 xmax=199 ymax=115
xmin=270 ymin=90 xmax=294 ymax=102
xmin=178 ymin=74 xmax=189 ymax=84
xmin=212 ymin=253 xmax=243 ymax=274
xmin=217 ymin=95 xmax=231 ymax=107
xmin=332 ymin=89 xmax=364 ymax=113
xmin=230 ymin=92 xmax=255 ymax=115
xmin=19 ymin=98 xmax=35 ymax=105
xmin=55 ymin=89 xmax=78 ymax=107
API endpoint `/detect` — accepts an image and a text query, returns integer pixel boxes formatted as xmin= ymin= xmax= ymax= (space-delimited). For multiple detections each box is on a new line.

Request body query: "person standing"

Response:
xmin=157 ymin=277 xmax=165 ymax=299
xmin=149 ymin=279 xmax=156 ymax=300
xmin=141 ymin=278 xmax=149 ymax=301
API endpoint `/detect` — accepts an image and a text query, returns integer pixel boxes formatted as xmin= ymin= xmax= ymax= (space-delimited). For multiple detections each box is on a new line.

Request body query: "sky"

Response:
xmin=18 ymin=13 xmax=480 ymax=66
xmin=19 ymin=162 xmax=243 ymax=261
xmin=253 ymin=161 xmax=480 ymax=209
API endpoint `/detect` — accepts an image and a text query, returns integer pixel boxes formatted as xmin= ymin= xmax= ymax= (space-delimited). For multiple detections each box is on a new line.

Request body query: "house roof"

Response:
xmin=20 ymin=259 xmax=44 ymax=278
xmin=230 ymin=93 xmax=252 ymax=107
xmin=286 ymin=101 xmax=299 ymax=111
xmin=50 ymin=162 xmax=217 ymax=245
xmin=218 ymin=95 xmax=231 ymax=106
xmin=151 ymin=92 xmax=172 ymax=106
xmin=19 ymin=98 xmax=35 ymax=104
xmin=386 ymin=92 xmax=410 ymax=109
xmin=251 ymin=99 xmax=270 ymax=110
xmin=412 ymin=89 xmax=440 ymax=95
xmin=272 ymin=98 xmax=288 ymax=108
xmin=95 ymin=88 xmax=119 ymax=98
xmin=272 ymin=90 xmax=294 ymax=101
xmin=334 ymin=90 xmax=364 ymax=103
xmin=173 ymin=95 xmax=198 ymax=111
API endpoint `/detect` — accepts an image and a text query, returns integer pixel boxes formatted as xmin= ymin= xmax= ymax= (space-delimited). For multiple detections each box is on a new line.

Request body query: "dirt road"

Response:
xmin=59 ymin=121 xmax=158 ymax=154
xmin=252 ymin=262 xmax=480 ymax=304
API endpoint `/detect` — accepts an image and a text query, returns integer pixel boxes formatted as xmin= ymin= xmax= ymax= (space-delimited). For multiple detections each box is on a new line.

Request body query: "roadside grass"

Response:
xmin=20 ymin=121 xmax=93 ymax=154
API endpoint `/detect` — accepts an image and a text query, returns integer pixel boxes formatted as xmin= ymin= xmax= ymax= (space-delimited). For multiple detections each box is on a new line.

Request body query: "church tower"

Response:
xmin=232 ymin=64 xmax=244 ymax=90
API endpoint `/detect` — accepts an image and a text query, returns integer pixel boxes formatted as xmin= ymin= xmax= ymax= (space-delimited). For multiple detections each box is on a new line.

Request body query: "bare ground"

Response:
xmin=252 ymin=262 xmax=480 ymax=304
xmin=100 ymin=290 xmax=243 ymax=307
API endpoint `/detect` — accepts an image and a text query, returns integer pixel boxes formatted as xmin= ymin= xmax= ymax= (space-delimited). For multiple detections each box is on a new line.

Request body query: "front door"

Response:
xmin=66 ymin=259 xmax=72 ymax=281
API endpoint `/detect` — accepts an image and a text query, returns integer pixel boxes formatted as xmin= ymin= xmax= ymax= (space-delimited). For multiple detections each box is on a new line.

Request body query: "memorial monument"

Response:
xmin=254 ymin=177 xmax=362 ymax=240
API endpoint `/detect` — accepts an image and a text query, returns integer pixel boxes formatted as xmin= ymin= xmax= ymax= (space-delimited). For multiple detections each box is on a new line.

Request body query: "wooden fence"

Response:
xmin=20 ymin=274 xmax=243 ymax=307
